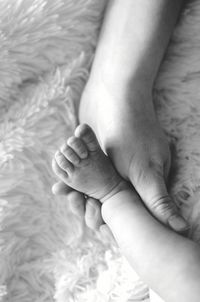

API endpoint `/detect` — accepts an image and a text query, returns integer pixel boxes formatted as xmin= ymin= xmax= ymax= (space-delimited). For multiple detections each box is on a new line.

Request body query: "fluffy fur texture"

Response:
xmin=0 ymin=0 xmax=200 ymax=301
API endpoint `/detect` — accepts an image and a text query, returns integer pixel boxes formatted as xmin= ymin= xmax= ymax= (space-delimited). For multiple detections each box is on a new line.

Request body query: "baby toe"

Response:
xmin=52 ymin=158 xmax=70 ymax=183
xmin=52 ymin=181 xmax=73 ymax=195
xmin=55 ymin=150 xmax=74 ymax=174
xmin=67 ymin=136 xmax=88 ymax=159
xmin=85 ymin=198 xmax=104 ymax=230
xmin=60 ymin=144 xmax=80 ymax=165
xmin=75 ymin=124 xmax=100 ymax=152
xmin=68 ymin=190 xmax=86 ymax=217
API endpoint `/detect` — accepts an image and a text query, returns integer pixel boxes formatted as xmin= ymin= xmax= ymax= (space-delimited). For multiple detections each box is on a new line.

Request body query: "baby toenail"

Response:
xmin=81 ymin=151 xmax=88 ymax=159
xmin=55 ymin=150 xmax=61 ymax=158
xmin=55 ymin=151 xmax=66 ymax=165
xmin=60 ymin=143 xmax=67 ymax=153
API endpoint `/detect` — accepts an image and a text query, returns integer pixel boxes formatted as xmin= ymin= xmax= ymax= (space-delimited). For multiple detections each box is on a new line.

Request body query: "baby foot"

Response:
xmin=52 ymin=180 xmax=104 ymax=230
xmin=52 ymin=124 xmax=127 ymax=203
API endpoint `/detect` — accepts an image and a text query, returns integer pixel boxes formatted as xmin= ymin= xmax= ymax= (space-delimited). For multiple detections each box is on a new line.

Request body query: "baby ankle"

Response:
xmin=101 ymin=180 xmax=130 ymax=203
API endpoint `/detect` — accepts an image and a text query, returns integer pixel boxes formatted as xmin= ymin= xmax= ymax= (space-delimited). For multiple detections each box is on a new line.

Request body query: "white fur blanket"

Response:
xmin=0 ymin=0 xmax=200 ymax=301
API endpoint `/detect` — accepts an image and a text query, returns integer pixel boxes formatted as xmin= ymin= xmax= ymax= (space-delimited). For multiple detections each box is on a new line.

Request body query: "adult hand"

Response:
xmin=53 ymin=0 xmax=186 ymax=231
xmin=53 ymin=79 xmax=189 ymax=233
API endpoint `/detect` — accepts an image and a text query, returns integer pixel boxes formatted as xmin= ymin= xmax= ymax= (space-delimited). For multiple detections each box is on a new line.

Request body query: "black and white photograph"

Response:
xmin=0 ymin=0 xmax=200 ymax=301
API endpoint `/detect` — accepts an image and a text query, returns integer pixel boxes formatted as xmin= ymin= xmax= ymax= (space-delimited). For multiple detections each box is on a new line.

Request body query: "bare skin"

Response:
xmin=52 ymin=0 xmax=188 ymax=232
xmin=52 ymin=124 xmax=200 ymax=302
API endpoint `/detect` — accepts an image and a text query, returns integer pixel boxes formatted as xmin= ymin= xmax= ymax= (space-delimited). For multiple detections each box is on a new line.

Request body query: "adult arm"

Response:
xmin=85 ymin=0 xmax=188 ymax=231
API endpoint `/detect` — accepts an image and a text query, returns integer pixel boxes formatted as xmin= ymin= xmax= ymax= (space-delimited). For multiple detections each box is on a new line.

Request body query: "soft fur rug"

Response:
xmin=0 ymin=0 xmax=200 ymax=301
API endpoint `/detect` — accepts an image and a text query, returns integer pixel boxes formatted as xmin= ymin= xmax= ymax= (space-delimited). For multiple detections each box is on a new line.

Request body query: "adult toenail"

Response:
xmin=168 ymin=215 xmax=190 ymax=232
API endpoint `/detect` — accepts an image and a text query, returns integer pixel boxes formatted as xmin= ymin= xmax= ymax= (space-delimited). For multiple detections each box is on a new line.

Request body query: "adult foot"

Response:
xmin=52 ymin=124 xmax=128 ymax=204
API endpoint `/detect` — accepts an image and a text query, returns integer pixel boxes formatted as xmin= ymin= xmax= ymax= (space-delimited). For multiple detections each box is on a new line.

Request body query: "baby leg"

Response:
xmin=52 ymin=124 xmax=200 ymax=302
